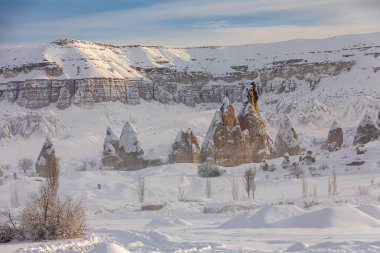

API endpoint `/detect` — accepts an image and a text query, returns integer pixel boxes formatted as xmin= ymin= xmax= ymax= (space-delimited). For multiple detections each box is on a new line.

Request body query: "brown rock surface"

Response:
xmin=168 ymin=128 xmax=200 ymax=164
xmin=200 ymin=97 xmax=244 ymax=166
xmin=238 ymin=82 xmax=276 ymax=162
xmin=326 ymin=121 xmax=343 ymax=151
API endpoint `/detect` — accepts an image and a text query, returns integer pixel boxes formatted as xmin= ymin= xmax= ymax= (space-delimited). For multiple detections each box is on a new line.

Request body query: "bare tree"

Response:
xmin=231 ymin=179 xmax=239 ymax=201
xmin=178 ymin=176 xmax=190 ymax=201
xmin=137 ymin=176 xmax=145 ymax=203
xmin=205 ymin=178 xmax=212 ymax=199
xmin=243 ymin=167 xmax=256 ymax=199
xmin=301 ymin=177 xmax=308 ymax=197
xmin=328 ymin=170 xmax=337 ymax=195
xmin=18 ymin=158 xmax=34 ymax=174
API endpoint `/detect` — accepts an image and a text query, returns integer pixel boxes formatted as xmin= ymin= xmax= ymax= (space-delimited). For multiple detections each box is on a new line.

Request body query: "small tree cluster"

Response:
xmin=243 ymin=167 xmax=256 ymax=199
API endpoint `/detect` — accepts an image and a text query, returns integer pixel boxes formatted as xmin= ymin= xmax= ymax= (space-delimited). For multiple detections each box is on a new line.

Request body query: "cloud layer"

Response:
xmin=1 ymin=0 xmax=380 ymax=47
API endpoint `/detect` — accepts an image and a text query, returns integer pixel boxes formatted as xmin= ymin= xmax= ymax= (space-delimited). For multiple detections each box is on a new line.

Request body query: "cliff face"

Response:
xmin=1 ymin=34 xmax=377 ymax=110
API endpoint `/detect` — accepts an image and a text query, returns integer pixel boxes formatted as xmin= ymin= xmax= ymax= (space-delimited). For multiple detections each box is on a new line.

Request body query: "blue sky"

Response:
xmin=1 ymin=0 xmax=379 ymax=47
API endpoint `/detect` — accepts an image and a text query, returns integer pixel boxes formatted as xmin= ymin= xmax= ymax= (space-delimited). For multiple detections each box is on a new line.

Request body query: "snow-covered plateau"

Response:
xmin=0 ymin=33 xmax=380 ymax=253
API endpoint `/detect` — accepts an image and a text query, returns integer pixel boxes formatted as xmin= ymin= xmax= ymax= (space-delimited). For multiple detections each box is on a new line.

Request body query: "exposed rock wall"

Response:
xmin=0 ymin=60 xmax=354 ymax=109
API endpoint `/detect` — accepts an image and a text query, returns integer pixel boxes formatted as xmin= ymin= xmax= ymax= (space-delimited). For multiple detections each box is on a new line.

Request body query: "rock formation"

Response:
xmin=168 ymin=128 xmax=200 ymax=163
xmin=35 ymin=137 xmax=59 ymax=177
xmin=238 ymin=82 xmax=275 ymax=162
xmin=325 ymin=120 xmax=343 ymax=151
xmin=200 ymin=82 xmax=275 ymax=166
xmin=200 ymin=97 xmax=244 ymax=166
xmin=117 ymin=122 xmax=144 ymax=170
xmin=0 ymin=111 xmax=65 ymax=139
xmin=353 ymin=112 xmax=380 ymax=145
xmin=101 ymin=127 xmax=120 ymax=167
xmin=274 ymin=115 xmax=301 ymax=156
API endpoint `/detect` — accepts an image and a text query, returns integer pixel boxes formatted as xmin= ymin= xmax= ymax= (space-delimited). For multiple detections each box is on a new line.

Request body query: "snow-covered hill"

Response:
xmin=0 ymin=33 xmax=379 ymax=128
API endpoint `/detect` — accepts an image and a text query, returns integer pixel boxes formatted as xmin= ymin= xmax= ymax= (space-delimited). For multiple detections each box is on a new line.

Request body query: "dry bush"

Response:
xmin=243 ymin=167 xmax=256 ymax=199
xmin=18 ymin=158 xmax=34 ymax=174
xmin=358 ymin=185 xmax=369 ymax=195
xmin=137 ymin=176 xmax=145 ymax=203
xmin=0 ymin=158 xmax=86 ymax=242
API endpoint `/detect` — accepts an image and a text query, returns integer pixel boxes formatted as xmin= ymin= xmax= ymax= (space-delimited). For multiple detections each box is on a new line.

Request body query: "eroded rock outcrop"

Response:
xmin=324 ymin=120 xmax=343 ymax=151
xmin=274 ymin=115 xmax=301 ymax=157
xmin=117 ymin=122 xmax=144 ymax=170
xmin=168 ymin=128 xmax=200 ymax=164
xmin=101 ymin=127 xmax=120 ymax=167
xmin=239 ymin=83 xmax=275 ymax=162
xmin=35 ymin=137 xmax=58 ymax=177
xmin=200 ymin=97 xmax=243 ymax=166
xmin=200 ymin=82 xmax=274 ymax=166
xmin=353 ymin=112 xmax=380 ymax=145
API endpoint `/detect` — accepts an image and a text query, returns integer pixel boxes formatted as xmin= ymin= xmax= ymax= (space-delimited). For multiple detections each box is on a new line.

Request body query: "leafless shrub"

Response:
xmin=231 ymin=179 xmax=239 ymax=201
xmin=290 ymin=162 xmax=304 ymax=178
xmin=319 ymin=164 xmax=329 ymax=171
xmin=205 ymin=178 xmax=212 ymax=199
xmin=358 ymin=185 xmax=369 ymax=195
xmin=198 ymin=164 xmax=225 ymax=177
xmin=137 ymin=176 xmax=145 ymax=203
xmin=77 ymin=159 xmax=97 ymax=171
xmin=243 ymin=167 xmax=256 ymax=199
xmin=328 ymin=170 xmax=337 ymax=195
xmin=269 ymin=164 xmax=276 ymax=172
xmin=18 ymin=158 xmax=34 ymax=174
xmin=13 ymin=173 xmax=18 ymax=180
xmin=178 ymin=176 xmax=190 ymax=201
xmin=0 ymin=210 xmax=24 ymax=242
xmin=0 ymin=158 xmax=86 ymax=242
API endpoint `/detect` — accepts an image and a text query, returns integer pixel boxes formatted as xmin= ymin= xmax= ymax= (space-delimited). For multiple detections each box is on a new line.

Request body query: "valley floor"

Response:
xmin=0 ymin=102 xmax=380 ymax=252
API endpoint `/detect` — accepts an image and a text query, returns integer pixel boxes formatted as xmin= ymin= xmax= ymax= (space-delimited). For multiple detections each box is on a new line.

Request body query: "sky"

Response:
xmin=1 ymin=0 xmax=380 ymax=48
